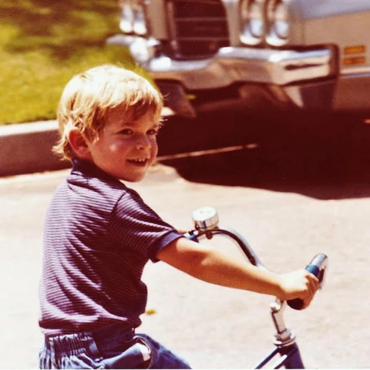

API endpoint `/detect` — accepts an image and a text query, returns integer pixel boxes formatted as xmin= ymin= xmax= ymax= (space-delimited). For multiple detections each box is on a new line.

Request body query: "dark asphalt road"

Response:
xmin=1 ymin=111 xmax=369 ymax=368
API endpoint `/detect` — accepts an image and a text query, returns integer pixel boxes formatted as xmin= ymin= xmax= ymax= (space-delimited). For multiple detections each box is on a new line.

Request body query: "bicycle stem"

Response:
xmin=270 ymin=299 xmax=296 ymax=347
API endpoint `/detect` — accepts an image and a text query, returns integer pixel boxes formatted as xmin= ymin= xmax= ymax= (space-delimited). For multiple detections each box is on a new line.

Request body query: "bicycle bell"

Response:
xmin=192 ymin=207 xmax=219 ymax=231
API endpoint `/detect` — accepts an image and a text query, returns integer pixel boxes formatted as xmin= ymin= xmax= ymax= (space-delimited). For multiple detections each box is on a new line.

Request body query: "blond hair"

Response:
xmin=54 ymin=64 xmax=163 ymax=160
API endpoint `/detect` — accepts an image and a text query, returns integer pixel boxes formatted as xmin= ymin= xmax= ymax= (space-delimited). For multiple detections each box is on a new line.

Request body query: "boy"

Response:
xmin=38 ymin=65 xmax=318 ymax=369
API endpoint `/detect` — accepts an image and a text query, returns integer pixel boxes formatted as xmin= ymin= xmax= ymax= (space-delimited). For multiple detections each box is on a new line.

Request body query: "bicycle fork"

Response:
xmin=254 ymin=299 xmax=304 ymax=369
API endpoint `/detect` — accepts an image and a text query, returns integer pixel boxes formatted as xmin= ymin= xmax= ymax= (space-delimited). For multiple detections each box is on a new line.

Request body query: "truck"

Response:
xmin=108 ymin=0 xmax=370 ymax=119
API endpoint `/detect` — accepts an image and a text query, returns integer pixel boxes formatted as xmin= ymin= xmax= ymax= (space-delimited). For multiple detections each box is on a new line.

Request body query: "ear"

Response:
xmin=67 ymin=128 xmax=92 ymax=160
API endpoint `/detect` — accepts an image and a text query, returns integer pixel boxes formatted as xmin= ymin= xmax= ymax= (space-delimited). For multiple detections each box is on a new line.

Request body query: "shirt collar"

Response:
xmin=71 ymin=158 xmax=119 ymax=183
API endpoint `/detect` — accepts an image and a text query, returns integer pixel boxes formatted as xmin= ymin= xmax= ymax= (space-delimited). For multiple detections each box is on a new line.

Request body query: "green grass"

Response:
xmin=0 ymin=1 xmax=139 ymax=125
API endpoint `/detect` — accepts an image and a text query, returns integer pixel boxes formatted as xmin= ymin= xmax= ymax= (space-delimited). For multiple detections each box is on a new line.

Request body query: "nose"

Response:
xmin=136 ymin=134 xmax=151 ymax=150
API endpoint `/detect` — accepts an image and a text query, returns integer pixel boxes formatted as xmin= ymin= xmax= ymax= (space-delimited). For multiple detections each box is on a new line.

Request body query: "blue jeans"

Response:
xmin=39 ymin=324 xmax=191 ymax=369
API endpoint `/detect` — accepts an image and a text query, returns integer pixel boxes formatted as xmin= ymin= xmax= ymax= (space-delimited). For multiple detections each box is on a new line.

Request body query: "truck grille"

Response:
xmin=166 ymin=0 xmax=230 ymax=59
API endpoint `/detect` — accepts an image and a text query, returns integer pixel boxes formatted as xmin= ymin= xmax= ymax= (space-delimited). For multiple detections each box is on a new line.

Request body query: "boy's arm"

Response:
xmin=157 ymin=237 xmax=319 ymax=309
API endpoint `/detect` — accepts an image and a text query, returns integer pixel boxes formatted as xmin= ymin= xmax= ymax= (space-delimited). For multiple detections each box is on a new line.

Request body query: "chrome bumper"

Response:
xmin=107 ymin=34 xmax=335 ymax=90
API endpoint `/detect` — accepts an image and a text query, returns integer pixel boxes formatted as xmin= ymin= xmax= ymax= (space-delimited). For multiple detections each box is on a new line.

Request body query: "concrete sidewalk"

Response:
xmin=0 ymin=121 xmax=70 ymax=177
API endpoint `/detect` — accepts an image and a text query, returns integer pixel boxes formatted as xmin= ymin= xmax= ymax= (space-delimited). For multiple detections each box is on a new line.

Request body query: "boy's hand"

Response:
xmin=277 ymin=270 xmax=320 ymax=309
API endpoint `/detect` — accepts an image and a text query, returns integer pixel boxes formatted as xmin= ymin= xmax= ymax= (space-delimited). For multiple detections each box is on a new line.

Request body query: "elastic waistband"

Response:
xmin=45 ymin=324 xmax=135 ymax=356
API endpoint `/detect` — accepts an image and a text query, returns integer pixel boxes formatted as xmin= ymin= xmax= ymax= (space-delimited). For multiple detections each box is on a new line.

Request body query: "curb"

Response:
xmin=0 ymin=121 xmax=71 ymax=177
xmin=0 ymin=108 xmax=176 ymax=178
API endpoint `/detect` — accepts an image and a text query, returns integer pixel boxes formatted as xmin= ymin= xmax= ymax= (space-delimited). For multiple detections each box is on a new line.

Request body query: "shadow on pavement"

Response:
xmin=158 ymin=111 xmax=370 ymax=200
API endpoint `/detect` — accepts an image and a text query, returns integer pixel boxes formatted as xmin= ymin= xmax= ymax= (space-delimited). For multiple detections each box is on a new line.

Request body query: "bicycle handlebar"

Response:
xmin=287 ymin=253 xmax=328 ymax=310
xmin=186 ymin=206 xmax=328 ymax=310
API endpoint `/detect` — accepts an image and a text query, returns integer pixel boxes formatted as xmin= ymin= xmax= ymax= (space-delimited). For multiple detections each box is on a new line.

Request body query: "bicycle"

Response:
xmin=185 ymin=206 xmax=329 ymax=369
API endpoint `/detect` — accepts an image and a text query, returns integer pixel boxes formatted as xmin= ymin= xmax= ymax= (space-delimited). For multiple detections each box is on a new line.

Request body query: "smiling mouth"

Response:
xmin=128 ymin=158 xmax=149 ymax=166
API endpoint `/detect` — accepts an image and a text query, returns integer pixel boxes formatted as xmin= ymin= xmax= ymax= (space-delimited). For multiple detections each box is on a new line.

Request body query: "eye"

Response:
xmin=147 ymin=128 xmax=159 ymax=136
xmin=119 ymin=128 xmax=133 ymax=135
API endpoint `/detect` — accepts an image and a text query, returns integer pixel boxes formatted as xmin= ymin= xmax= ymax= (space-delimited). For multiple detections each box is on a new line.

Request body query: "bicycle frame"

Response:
xmin=254 ymin=342 xmax=304 ymax=369
xmin=253 ymin=299 xmax=304 ymax=369
xmin=186 ymin=207 xmax=327 ymax=369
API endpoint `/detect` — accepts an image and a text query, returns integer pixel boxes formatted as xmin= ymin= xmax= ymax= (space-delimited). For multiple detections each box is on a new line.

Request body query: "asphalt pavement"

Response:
xmin=1 ymin=116 xmax=370 ymax=368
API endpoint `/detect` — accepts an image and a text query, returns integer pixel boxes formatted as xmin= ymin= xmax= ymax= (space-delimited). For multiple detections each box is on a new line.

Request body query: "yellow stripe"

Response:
xmin=343 ymin=45 xmax=366 ymax=55
xmin=342 ymin=56 xmax=366 ymax=66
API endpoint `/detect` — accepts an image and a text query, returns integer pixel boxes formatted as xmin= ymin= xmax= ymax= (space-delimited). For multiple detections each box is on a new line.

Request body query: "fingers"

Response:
xmin=302 ymin=271 xmax=320 ymax=309
xmin=306 ymin=271 xmax=320 ymax=294
xmin=279 ymin=269 xmax=320 ymax=305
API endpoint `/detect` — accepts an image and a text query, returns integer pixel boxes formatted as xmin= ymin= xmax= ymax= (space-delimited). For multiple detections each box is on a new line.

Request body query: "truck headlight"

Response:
xmin=266 ymin=0 xmax=290 ymax=46
xmin=119 ymin=0 xmax=147 ymax=36
xmin=240 ymin=0 xmax=265 ymax=45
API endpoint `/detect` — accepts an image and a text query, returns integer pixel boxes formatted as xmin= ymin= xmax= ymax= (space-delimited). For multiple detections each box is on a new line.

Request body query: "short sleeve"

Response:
xmin=109 ymin=189 xmax=183 ymax=262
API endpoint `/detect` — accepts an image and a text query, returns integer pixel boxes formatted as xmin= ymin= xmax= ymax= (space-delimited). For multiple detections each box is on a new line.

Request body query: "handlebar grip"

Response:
xmin=287 ymin=253 xmax=328 ymax=310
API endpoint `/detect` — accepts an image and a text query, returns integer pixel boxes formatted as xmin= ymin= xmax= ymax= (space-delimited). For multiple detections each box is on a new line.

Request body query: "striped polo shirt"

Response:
xmin=39 ymin=158 xmax=182 ymax=336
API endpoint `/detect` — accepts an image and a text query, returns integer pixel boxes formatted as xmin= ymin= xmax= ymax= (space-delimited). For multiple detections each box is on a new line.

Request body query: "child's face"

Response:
xmin=85 ymin=106 xmax=160 ymax=182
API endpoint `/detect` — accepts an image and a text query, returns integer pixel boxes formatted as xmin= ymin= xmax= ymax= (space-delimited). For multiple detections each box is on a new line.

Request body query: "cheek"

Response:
xmin=151 ymin=140 xmax=158 ymax=156
xmin=108 ymin=139 xmax=131 ymax=154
